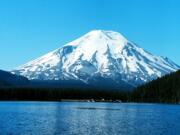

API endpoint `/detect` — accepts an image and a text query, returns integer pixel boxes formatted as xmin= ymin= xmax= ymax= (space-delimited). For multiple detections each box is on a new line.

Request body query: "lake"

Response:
xmin=0 ymin=102 xmax=179 ymax=135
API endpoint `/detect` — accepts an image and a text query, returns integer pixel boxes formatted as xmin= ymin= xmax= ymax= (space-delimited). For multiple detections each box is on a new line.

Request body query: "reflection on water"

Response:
xmin=75 ymin=107 xmax=122 ymax=111
xmin=0 ymin=102 xmax=179 ymax=135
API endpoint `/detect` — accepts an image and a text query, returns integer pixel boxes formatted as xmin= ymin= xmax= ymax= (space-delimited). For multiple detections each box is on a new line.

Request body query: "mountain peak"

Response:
xmin=88 ymin=29 xmax=122 ymax=35
xmin=86 ymin=30 xmax=115 ymax=35
xmin=85 ymin=30 xmax=128 ymax=42
xmin=67 ymin=30 xmax=129 ymax=51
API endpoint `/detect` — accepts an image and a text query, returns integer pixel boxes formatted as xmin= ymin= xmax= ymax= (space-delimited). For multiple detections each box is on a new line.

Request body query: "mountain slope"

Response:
xmin=132 ymin=70 xmax=180 ymax=103
xmin=0 ymin=70 xmax=29 ymax=86
xmin=12 ymin=30 xmax=180 ymax=89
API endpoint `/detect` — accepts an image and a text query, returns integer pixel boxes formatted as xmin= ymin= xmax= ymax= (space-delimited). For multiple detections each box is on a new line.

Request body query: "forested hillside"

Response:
xmin=131 ymin=70 xmax=180 ymax=103
xmin=0 ymin=69 xmax=180 ymax=104
xmin=0 ymin=70 xmax=29 ymax=86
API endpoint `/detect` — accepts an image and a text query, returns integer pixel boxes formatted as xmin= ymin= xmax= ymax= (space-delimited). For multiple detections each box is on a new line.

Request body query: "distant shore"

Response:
xmin=61 ymin=99 xmax=122 ymax=103
xmin=0 ymin=87 xmax=179 ymax=104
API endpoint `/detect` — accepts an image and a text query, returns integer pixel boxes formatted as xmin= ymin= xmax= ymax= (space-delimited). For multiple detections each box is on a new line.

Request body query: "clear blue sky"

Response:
xmin=0 ymin=0 xmax=180 ymax=70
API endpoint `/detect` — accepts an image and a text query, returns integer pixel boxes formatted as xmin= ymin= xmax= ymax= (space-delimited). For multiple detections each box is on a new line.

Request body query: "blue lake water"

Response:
xmin=0 ymin=102 xmax=180 ymax=135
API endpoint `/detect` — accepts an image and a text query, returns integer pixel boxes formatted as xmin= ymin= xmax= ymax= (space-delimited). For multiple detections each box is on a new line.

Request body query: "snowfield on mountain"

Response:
xmin=12 ymin=30 xmax=180 ymax=89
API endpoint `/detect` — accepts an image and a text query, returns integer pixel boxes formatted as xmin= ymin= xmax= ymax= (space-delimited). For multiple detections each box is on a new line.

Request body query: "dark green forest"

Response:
xmin=0 ymin=87 xmax=129 ymax=102
xmin=0 ymin=70 xmax=179 ymax=103
xmin=132 ymin=70 xmax=180 ymax=103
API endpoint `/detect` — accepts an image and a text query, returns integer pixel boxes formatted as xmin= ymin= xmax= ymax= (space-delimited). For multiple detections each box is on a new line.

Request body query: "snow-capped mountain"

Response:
xmin=12 ymin=30 xmax=180 ymax=89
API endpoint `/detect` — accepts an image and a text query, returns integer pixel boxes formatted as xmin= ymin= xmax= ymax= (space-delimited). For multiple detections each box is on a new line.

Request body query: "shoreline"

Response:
xmin=0 ymin=100 xmax=179 ymax=105
xmin=0 ymin=99 xmax=122 ymax=103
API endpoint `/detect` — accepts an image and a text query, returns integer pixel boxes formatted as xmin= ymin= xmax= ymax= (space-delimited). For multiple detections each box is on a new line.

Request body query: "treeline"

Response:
xmin=0 ymin=70 xmax=29 ymax=85
xmin=0 ymin=70 xmax=179 ymax=103
xmin=0 ymin=87 xmax=130 ymax=102
xmin=131 ymin=70 xmax=180 ymax=103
